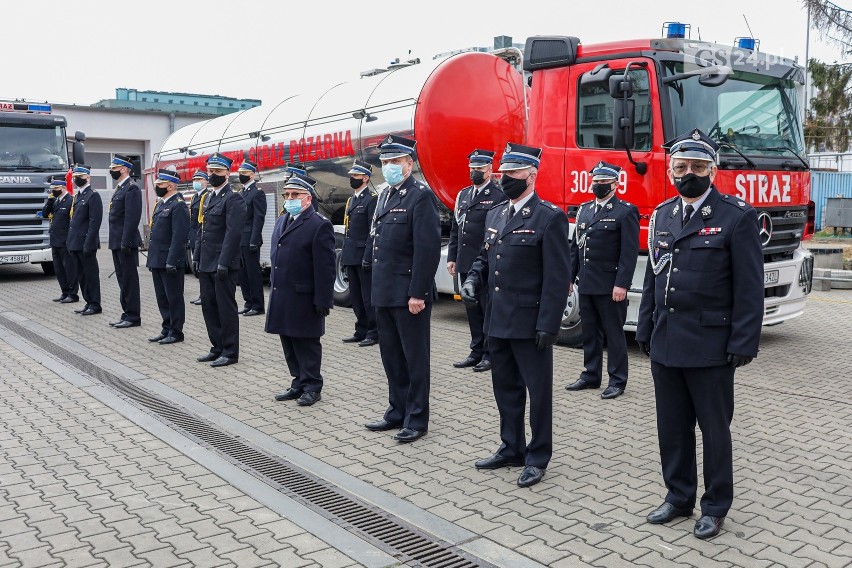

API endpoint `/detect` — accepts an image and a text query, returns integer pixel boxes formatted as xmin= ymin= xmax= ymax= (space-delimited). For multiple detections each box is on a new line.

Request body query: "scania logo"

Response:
xmin=757 ymin=212 xmax=773 ymax=247
xmin=0 ymin=176 xmax=32 ymax=184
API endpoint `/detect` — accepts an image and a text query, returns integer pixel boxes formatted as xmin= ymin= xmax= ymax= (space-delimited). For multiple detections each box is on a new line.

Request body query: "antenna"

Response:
xmin=743 ymin=14 xmax=755 ymax=38
xmin=697 ymin=27 xmax=702 ymax=41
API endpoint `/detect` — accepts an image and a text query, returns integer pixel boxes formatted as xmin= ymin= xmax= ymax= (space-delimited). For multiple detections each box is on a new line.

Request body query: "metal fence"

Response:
xmin=811 ymin=171 xmax=852 ymax=230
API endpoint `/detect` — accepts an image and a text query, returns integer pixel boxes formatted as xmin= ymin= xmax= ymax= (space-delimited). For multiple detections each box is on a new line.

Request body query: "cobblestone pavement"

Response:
xmin=1 ymin=258 xmax=851 ymax=567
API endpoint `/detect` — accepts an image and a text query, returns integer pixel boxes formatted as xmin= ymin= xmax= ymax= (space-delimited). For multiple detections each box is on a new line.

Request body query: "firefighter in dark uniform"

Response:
xmin=364 ymin=135 xmax=441 ymax=443
xmin=146 ymin=169 xmax=190 ymax=345
xmin=448 ymin=149 xmax=505 ymax=372
xmin=188 ymin=170 xmax=209 ymax=306
xmin=462 ymin=143 xmax=571 ymax=488
xmin=194 ymin=153 xmax=247 ymax=367
xmin=565 ymin=161 xmax=639 ymax=399
xmin=42 ymin=176 xmax=79 ymax=304
xmin=637 ymin=129 xmax=763 ymax=540
xmin=267 ymin=174 xmax=336 ymax=407
xmin=237 ymin=160 xmax=267 ymax=316
xmin=341 ymin=159 xmax=379 ymax=347
xmin=107 ymin=154 xmax=143 ymax=328
xmin=66 ymin=165 xmax=103 ymax=316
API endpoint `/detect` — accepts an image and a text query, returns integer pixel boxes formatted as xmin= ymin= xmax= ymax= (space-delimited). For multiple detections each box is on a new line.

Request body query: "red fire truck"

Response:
xmin=155 ymin=25 xmax=814 ymax=345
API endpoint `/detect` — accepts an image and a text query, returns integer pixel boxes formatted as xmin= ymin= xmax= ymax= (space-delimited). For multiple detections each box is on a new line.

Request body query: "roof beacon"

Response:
xmin=0 ymin=100 xmax=52 ymax=114
xmin=735 ymin=37 xmax=759 ymax=50
xmin=662 ymin=22 xmax=690 ymax=39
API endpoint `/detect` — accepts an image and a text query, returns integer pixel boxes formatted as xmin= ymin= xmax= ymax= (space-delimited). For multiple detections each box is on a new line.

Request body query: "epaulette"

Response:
xmin=654 ymin=195 xmax=679 ymax=210
xmin=582 ymin=199 xmax=595 ymax=206
xmin=617 ymin=199 xmax=636 ymax=209
xmin=539 ymin=200 xmax=561 ymax=211
xmin=368 ymin=188 xmax=378 ymax=197
xmin=719 ymin=193 xmax=753 ymax=211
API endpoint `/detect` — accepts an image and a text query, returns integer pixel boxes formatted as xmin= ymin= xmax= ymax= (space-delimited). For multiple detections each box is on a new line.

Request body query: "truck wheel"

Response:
xmin=558 ymin=286 xmax=583 ymax=348
xmin=333 ymin=233 xmax=351 ymax=307
xmin=40 ymin=262 xmax=55 ymax=275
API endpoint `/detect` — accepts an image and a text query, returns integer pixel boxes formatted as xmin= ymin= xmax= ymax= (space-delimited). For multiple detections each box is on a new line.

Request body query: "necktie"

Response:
xmin=383 ymin=187 xmax=395 ymax=210
xmin=507 ymin=204 xmax=515 ymax=220
xmin=595 ymin=203 xmax=601 ymax=214
xmin=683 ymin=204 xmax=694 ymax=225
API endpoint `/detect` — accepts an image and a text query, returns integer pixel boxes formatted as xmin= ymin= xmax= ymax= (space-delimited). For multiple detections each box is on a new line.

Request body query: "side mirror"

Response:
xmin=74 ymin=131 xmax=86 ymax=142
xmin=612 ymin=98 xmax=635 ymax=150
xmin=72 ymin=141 xmax=85 ymax=165
xmin=609 ymin=73 xmax=634 ymax=98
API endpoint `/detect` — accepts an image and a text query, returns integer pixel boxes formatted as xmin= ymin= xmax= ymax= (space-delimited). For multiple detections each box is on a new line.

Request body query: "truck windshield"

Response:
xmin=0 ymin=124 xmax=68 ymax=171
xmin=662 ymin=61 xmax=805 ymax=159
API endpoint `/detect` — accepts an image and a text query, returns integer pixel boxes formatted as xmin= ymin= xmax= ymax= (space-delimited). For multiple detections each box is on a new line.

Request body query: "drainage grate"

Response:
xmin=0 ymin=315 xmax=493 ymax=568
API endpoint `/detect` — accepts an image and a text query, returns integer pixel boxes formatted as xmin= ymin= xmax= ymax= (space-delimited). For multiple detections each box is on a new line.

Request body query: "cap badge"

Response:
xmin=692 ymin=130 xmax=701 ymax=140
xmin=504 ymin=143 xmax=512 ymax=153
xmin=385 ymin=135 xmax=393 ymax=144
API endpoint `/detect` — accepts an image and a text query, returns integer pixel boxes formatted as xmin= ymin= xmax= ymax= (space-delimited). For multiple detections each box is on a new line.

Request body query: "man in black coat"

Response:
xmin=194 ymin=153 xmax=247 ymax=367
xmin=107 ymin=154 xmax=143 ymax=328
xmin=566 ymin=161 xmax=639 ymax=399
xmin=364 ymin=135 xmax=441 ymax=443
xmin=188 ymin=170 xmax=209 ymax=306
xmin=340 ymin=159 xmax=379 ymax=347
xmin=462 ymin=143 xmax=571 ymax=488
xmin=637 ymin=129 xmax=764 ymax=540
xmin=146 ymin=169 xmax=190 ymax=345
xmin=42 ymin=177 xmax=79 ymax=304
xmin=266 ymin=174 xmax=336 ymax=407
xmin=66 ymin=165 xmax=103 ymax=316
xmin=237 ymin=160 xmax=267 ymax=317
xmin=447 ymin=149 xmax=505 ymax=372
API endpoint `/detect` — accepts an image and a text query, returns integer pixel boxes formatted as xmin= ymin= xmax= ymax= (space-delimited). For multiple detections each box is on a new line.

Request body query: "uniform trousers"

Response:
xmin=151 ymin=268 xmax=185 ymax=339
xmin=376 ymin=304 xmax=432 ymax=431
xmin=199 ymin=270 xmax=239 ymax=359
xmin=239 ymin=246 xmax=265 ymax=312
xmin=460 ymin=271 xmax=488 ymax=360
xmin=578 ymin=293 xmax=628 ymax=388
xmin=651 ymin=361 xmax=735 ymax=517
xmin=488 ymin=336 xmax=553 ymax=469
xmin=280 ymin=336 xmax=323 ymax=393
xmin=71 ymin=251 xmax=101 ymax=309
xmin=52 ymin=246 xmax=78 ymax=298
xmin=345 ymin=265 xmax=377 ymax=340
xmin=112 ymin=249 xmax=141 ymax=323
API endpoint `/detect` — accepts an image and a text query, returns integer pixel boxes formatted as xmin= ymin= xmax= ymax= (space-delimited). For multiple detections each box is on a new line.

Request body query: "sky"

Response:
xmin=2 ymin=0 xmax=849 ymax=106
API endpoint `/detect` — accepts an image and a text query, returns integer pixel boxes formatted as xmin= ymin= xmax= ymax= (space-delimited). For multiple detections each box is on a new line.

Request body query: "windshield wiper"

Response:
xmin=761 ymin=145 xmax=810 ymax=170
xmin=717 ymin=142 xmax=758 ymax=169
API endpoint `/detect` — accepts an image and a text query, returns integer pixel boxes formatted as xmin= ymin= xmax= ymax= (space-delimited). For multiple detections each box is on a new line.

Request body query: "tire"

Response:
xmin=557 ymin=285 xmax=583 ymax=348
xmin=40 ymin=261 xmax=55 ymax=275
xmin=333 ymin=233 xmax=351 ymax=307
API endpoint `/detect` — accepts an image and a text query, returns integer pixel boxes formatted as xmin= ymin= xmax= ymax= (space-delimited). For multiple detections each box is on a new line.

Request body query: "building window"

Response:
xmin=194 ymin=101 xmax=199 ymax=105
xmin=577 ymin=68 xmax=652 ymax=151
xmin=229 ymin=103 xmax=234 ymax=107
xmin=154 ymin=98 xmax=159 ymax=102
xmin=204 ymin=102 xmax=209 ymax=106
xmin=142 ymin=97 xmax=147 ymax=102
xmin=218 ymin=102 xmax=222 ymax=106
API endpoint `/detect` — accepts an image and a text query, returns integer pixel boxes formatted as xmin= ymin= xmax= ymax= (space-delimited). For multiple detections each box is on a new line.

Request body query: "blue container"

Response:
xmin=811 ymin=171 xmax=852 ymax=230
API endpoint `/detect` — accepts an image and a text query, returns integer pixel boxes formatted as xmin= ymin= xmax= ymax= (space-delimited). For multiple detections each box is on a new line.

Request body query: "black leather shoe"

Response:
xmin=297 ymin=391 xmax=321 ymax=406
xmin=694 ymin=515 xmax=724 ymax=539
xmin=190 ymin=298 xmax=202 ymax=305
xmin=453 ymin=356 xmax=480 ymax=368
xmin=565 ymin=378 xmax=601 ymax=391
xmin=517 ymin=466 xmax=545 ymax=487
xmin=242 ymin=309 xmax=263 ymax=316
xmin=73 ymin=307 xmax=87 ymax=314
xmin=646 ymin=502 xmax=693 ymax=524
xmin=148 ymin=333 xmax=167 ymax=343
xmin=365 ymin=419 xmax=403 ymax=432
xmin=275 ymin=388 xmax=303 ymax=402
xmin=158 ymin=336 xmax=183 ymax=345
xmin=472 ymin=360 xmax=492 ymax=372
xmin=53 ymin=295 xmax=66 ymax=302
xmin=238 ymin=307 xmax=251 ymax=314
xmin=601 ymin=386 xmax=625 ymax=399
xmin=393 ymin=428 xmax=426 ymax=443
xmin=80 ymin=308 xmax=102 ymax=316
xmin=113 ymin=320 xmax=140 ymax=329
xmin=210 ymin=356 xmax=238 ymax=367
xmin=474 ymin=453 xmax=524 ymax=470
xmin=197 ymin=352 xmax=220 ymax=362
xmin=358 ymin=338 xmax=378 ymax=347
xmin=60 ymin=296 xmax=79 ymax=304
xmin=108 ymin=319 xmax=124 ymax=326
xmin=342 ymin=335 xmax=364 ymax=343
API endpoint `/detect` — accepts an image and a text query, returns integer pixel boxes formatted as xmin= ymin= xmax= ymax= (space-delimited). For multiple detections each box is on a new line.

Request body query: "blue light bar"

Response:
xmin=28 ymin=103 xmax=51 ymax=113
xmin=663 ymin=22 xmax=690 ymax=39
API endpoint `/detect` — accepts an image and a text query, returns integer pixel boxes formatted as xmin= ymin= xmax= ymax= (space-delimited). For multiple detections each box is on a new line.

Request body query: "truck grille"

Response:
xmin=0 ymin=186 xmax=49 ymax=252
xmin=760 ymin=206 xmax=807 ymax=260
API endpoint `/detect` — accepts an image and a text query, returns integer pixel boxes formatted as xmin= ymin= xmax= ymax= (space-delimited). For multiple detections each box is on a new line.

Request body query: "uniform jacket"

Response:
xmin=341 ymin=186 xmax=378 ymax=266
xmin=146 ymin=194 xmax=190 ymax=269
xmin=448 ymin=180 xmax=506 ymax=274
xmin=108 ymin=178 xmax=143 ymax=250
xmin=468 ymin=193 xmax=572 ymax=339
xmin=264 ymin=208 xmax=336 ymax=337
xmin=240 ymin=181 xmax=267 ymax=247
xmin=570 ymin=195 xmax=640 ymax=294
xmin=194 ymin=184 xmax=247 ymax=272
xmin=636 ymin=187 xmax=764 ymax=367
xmin=189 ymin=189 xmax=208 ymax=250
xmin=42 ymin=193 xmax=72 ymax=247
xmin=369 ymin=175 xmax=442 ymax=307
xmin=66 ymin=186 xmax=103 ymax=253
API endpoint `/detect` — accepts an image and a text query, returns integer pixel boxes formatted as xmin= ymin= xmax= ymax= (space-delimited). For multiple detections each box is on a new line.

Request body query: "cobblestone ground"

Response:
xmin=1 ymin=258 xmax=851 ymax=567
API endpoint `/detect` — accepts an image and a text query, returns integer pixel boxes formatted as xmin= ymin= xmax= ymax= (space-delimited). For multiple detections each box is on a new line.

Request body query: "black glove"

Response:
xmin=216 ymin=264 xmax=229 ymax=280
xmin=535 ymin=331 xmax=558 ymax=350
xmin=83 ymin=249 xmax=94 ymax=258
xmin=727 ymin=353 xmax=753 ymax=368
xmin=315 ymin=305 xmax=330 ymax=317
xmin=165 ymin=264 xmax=177 ymax=274
xmin=460 ymin=280 xmax=478 ymax=305
xmin=192 ymin=261 xmax=199 ymax=273
xmin=121 ymin=247 xmax=132 ymax=256
xmin=249 ymin=244 xmax=259 ymax=252
xmin=638 ymin=340 xmax=651 ymax=357
xmin=361 ymin=260 xmax=372 ymax=273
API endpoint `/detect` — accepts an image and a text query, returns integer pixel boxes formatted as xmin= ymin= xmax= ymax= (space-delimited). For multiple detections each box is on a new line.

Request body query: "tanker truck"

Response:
xmin=155 ymin=27 xmax=814 ymax=346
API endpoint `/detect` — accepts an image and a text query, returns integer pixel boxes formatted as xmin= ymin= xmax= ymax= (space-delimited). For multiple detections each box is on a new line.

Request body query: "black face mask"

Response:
xmin=208 ymin=173 xmax=227 ymax=187
xmin=238 ymin=174 xmax=252 ymax=185
xmin=591 ymin=183 xmax=614 ymax=199
xmin=51 ymin=189 xmax=62 ymax=197
xmin=73 ymin=177 xmax=88 ymax=188
xmin=470 ymin=170 xmax=486 ymax=186
xmin=674 ymin=173 xmax=712 ymax=199
xmin=109 ymin=170 xmax=122 ymax=181
xmin=154 ymin=186 xmax=168 ymax=198
xmin=349 ymin=176 xmax=364 ymax=190
xmin=500 ymin=174 xmax=528 ymax=200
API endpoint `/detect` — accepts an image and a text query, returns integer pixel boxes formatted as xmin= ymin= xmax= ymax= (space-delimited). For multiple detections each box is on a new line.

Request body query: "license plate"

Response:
xmin=0 ymin=255 xmax=29 ymax=265
xmin=764 ymin=270 xmax=779 ymax=285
